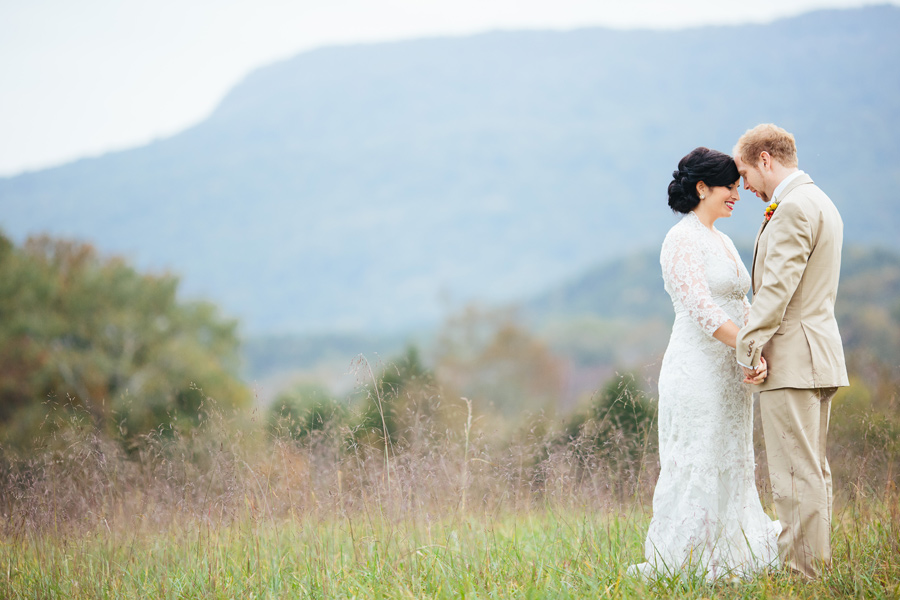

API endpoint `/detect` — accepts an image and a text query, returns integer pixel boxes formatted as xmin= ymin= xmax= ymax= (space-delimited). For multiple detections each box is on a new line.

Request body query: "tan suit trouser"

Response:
xmin=760 ymin=387 xmax=836 ymax=579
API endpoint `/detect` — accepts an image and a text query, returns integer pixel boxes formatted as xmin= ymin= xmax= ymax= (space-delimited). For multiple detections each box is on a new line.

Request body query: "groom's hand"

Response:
xmin=742 ymin=357 xmax=768 ymax=385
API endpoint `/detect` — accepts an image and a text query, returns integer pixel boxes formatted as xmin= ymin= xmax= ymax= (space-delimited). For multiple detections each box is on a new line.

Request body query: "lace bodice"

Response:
xmin=660 ymin=211 xmax=751 ymax=337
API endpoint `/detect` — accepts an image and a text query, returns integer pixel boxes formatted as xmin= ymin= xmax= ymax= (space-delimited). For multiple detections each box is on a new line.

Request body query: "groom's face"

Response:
xmin=734 ymin=155 xmax=769 ymax=202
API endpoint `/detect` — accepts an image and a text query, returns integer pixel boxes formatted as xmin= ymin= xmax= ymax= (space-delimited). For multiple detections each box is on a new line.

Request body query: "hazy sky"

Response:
xmin=0 ymin=0 xmax=893 ymax=176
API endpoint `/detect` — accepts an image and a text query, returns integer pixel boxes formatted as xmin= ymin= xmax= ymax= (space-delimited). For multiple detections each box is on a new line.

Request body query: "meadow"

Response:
xmin=2 ymin=377 xmax=898 ymax=600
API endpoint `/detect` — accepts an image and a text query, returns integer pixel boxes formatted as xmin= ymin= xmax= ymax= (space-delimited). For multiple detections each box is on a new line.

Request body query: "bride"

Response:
xmin=630 ymin=147 xmax=781 ymax=580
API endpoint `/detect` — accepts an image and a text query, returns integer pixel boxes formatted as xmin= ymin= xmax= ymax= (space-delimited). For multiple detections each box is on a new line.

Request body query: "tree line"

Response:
xmin=0 ymin=232 xmax=249 ymax=449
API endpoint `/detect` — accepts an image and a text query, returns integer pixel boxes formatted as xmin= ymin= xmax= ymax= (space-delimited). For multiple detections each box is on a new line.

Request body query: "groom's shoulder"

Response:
xmin=782 ymin=178 xmax=842 ymax=231
xmin=784 ymin=176 xmax=833 ymax=207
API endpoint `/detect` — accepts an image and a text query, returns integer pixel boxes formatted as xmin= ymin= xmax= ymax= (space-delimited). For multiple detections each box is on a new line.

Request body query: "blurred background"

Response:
xmin=1 ymin=0 xmax=898 ymax=456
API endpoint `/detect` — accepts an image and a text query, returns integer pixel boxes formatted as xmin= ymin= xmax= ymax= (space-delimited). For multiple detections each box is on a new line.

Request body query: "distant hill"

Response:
xmin=2 ymin=5 xmax=899 ymax=334
xmin=242 ymin=243 xmax=900 ymax=380
xmin=525 ymin=242 xmax=900 ymax=368
xmin=526 ymin=247 xmax=673 ymax=324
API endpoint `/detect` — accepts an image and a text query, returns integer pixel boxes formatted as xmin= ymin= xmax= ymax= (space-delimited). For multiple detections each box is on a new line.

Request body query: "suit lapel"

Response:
xmin=750 ymin=173 xmax=814 ymax=294
xmin=751 ymin=221 xmax=766 ymax=294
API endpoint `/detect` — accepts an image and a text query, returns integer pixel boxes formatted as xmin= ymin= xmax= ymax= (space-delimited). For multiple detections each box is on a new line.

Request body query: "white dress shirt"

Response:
xmin=771 ymin=169 xmax=805 ymax=203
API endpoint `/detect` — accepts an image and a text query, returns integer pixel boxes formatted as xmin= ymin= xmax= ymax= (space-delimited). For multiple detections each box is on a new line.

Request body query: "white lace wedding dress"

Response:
xmin=631 ymin=211 xmax=781 ymax=580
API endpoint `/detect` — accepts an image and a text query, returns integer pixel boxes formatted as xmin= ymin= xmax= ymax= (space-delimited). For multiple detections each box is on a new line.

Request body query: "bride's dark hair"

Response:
xmin=667 ymin=147 xmax=740 ymax=214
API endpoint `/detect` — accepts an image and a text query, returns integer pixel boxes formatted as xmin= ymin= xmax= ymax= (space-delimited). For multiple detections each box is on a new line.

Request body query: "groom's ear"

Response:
xmin=759 ymin=151 xmax=772 ymax=171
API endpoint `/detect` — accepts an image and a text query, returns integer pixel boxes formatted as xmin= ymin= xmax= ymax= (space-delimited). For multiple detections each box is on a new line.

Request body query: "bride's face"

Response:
xmin=698 ymin=180 xmax=741 ymax=220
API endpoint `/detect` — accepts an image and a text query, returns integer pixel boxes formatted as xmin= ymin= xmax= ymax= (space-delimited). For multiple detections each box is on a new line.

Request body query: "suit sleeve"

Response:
xmin=736 ymin=202 xmax=813 ymax=368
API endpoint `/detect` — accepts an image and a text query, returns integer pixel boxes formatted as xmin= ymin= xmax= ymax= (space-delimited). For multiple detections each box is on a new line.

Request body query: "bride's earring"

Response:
xmin=700 ymin=194 xmax=705 ymax=200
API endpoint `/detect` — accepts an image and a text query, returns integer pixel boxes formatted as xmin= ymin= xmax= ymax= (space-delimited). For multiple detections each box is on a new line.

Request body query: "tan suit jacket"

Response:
xmin=736 ymin=173 xmax=849 ymax=391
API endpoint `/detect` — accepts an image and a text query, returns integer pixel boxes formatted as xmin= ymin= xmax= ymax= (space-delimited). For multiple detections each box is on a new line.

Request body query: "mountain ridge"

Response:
xmin=2 ymin=5 xmax=898 ymax=334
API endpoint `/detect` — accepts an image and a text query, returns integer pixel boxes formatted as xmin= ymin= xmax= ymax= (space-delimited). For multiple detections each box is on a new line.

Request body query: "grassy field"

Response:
xmin=3 ymin=498 xmax=899 ymax=598
xmin=2 ymin=388 xmax=899 ymax=599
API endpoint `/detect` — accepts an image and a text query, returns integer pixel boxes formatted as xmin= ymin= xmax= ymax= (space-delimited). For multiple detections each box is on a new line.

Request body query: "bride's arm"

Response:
xmin=714 ymin=320 xmax=767 ymax=382
xmin=712 ymin=320 xmax=739 ymax=348
xmin=712 ymin=299 xmax=750 ymax=348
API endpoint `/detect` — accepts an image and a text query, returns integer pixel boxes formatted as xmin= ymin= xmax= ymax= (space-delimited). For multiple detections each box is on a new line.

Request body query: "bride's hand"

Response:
xmin=743 ymin=357 xmax=768 ymax=385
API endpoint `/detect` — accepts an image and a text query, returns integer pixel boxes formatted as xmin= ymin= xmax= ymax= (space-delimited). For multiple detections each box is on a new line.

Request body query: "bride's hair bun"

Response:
xmin=667 ymin=147 xmax=740 ymax=214
xmin=667 ymin=168 xmax=695 ymax=214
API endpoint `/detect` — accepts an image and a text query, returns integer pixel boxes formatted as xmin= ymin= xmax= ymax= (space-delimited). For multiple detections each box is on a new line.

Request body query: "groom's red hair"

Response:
xmin=734 ymin=123 xmax=799 ymax=169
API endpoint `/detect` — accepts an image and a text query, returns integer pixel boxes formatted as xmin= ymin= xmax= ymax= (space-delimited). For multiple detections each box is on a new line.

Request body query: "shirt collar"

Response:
xmin=772 ymin=170 xmax=805 ymax=203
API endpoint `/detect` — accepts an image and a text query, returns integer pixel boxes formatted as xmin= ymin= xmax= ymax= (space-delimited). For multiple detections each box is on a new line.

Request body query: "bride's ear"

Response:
xmin=696 ymin=182 xmax=708 ymax=200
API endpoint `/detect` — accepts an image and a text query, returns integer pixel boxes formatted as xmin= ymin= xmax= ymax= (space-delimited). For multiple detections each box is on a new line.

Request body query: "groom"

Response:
xmin=733 ymin=123 xmax=848 ymax=579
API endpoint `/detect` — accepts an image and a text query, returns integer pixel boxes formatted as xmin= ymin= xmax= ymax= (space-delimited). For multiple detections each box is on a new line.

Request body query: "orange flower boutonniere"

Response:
xmin=764 ymin=202 xmax=778 ymax=222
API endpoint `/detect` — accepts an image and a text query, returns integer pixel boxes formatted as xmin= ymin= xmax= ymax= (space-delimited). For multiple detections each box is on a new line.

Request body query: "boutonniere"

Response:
xmin=764 ymin=202 xmax=779 ymax=222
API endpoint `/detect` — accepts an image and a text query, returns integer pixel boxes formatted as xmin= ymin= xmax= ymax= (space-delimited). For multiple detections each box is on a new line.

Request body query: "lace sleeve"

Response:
xmin=661 ymin=228 xmax=731 ymax=337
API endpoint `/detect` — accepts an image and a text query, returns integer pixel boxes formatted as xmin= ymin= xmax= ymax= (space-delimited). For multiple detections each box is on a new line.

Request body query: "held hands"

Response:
xmin=742 ymin=357 xmax=768 ymax=385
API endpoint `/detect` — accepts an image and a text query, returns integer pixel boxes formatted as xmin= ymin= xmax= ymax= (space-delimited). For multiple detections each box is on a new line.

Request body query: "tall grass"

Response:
xmin=1 ymin=367 xmax=898 ymax=599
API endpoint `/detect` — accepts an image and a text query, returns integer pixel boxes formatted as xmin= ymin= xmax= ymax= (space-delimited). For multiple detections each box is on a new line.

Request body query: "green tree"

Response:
xmin=562 ymin=372 xmax=657 ymax=465
xmin=356 ymin=346 xmax=439 ymax=448
xmin=0 ymin=232 xmax=249 ymax=447
xmin=268 ymin=383 xmax=346 ymax=441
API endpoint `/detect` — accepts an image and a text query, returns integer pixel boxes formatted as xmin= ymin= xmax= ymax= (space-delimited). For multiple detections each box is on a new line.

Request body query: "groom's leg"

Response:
xmin=760 ymin=387 xmax=835 ymax=579
xmin=820 ymin=389 xmax=834 ymax=526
